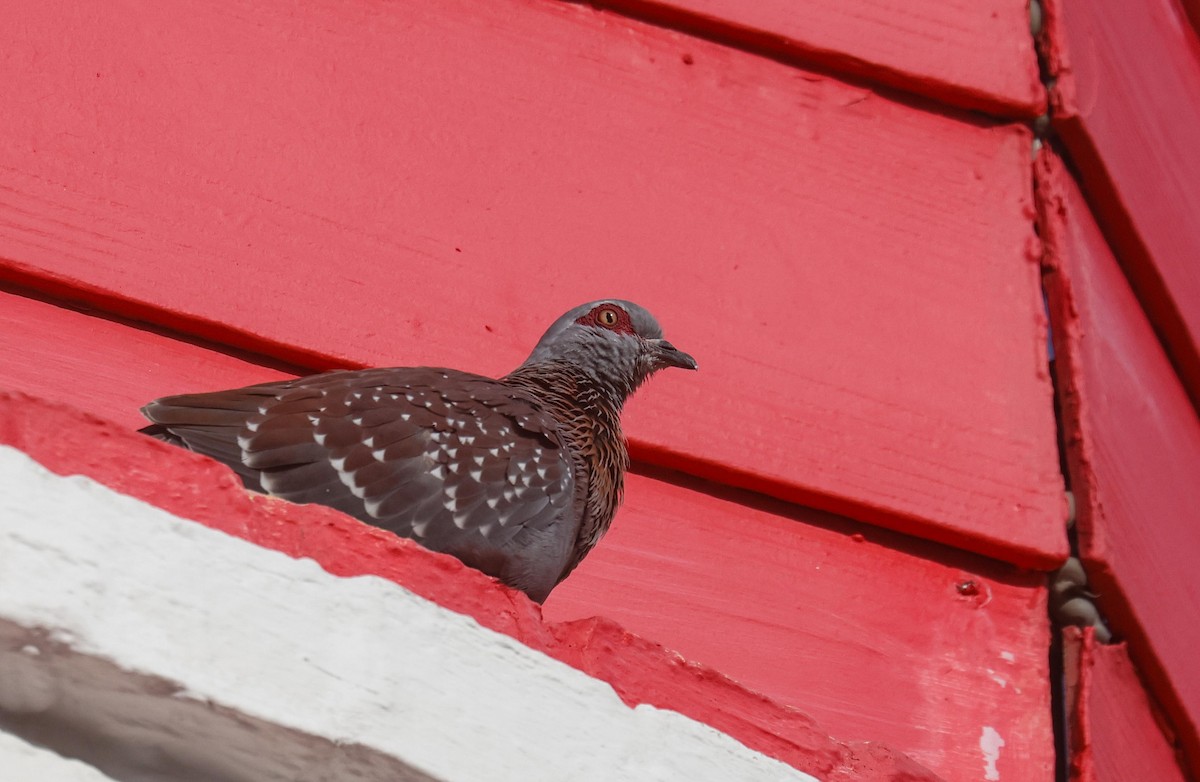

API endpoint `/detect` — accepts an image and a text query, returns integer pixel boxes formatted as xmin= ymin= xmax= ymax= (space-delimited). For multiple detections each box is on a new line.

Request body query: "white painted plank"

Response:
xmin=0 ymin=447 xmax=814 ymax=782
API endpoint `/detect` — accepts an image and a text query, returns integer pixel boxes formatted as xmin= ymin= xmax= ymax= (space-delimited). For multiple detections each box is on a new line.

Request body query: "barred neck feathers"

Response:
xmin=513 ymin=299 xmax=697 ymax=411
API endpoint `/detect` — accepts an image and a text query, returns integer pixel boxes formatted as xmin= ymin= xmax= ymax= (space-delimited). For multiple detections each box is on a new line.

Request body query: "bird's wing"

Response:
xmin=141 ymin=367 xmax=577 ymax=559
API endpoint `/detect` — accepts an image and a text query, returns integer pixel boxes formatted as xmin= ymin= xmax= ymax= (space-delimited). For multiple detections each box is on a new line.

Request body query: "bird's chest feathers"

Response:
xmin=561 ymin=386 xmax=628 ymax=548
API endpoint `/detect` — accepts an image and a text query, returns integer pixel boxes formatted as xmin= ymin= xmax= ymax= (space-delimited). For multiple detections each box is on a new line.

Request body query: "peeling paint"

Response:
xmin=980 ymin=726 xmax=1005 ymax=780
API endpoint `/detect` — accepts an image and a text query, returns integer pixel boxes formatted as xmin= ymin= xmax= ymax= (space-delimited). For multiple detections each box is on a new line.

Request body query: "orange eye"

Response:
xmin=597 ymin=308 xmax=619 ymax=327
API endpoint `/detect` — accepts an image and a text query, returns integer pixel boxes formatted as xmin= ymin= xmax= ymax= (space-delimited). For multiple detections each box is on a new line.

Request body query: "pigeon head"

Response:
xmin=519 ymin=300 xmax=697 ymax=399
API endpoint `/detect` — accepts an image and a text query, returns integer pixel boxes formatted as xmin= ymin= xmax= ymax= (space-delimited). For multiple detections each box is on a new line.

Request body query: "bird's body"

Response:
xmin=140 ymin=300 xmax=695 ymax=602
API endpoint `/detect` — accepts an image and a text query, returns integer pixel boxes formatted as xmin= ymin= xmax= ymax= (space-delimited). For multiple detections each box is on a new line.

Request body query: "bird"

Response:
xmin=140 ymin=299 xmax=696 ymax=602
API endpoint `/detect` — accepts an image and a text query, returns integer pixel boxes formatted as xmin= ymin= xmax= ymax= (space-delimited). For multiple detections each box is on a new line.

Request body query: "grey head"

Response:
xmin=517 ymin=299 xmax=697 ymax=401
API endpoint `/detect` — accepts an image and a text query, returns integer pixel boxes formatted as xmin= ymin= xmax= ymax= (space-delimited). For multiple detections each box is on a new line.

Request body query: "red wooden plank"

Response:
xmin=1038 ymin=153 xmax=1200 ymax=774
xmin=595 ymin=0 xmax=1045 ymax=116
xmin=0 ymin=288 xmax=293 ymax=429
xmin=0 ymin=391 xmax=945 ymax=782
xmin=0 ymin=0 xmax=1067 ymax=568
xmin=0 ymin=291 xmax=1052 ymax=781
xmin=547 ymin=474 xmax=1053 ymax=780
xmin=1042 ymin=0 xmax=1200 ymax=411
xmin=1063 ymin=628 xmax=1188 ymax=782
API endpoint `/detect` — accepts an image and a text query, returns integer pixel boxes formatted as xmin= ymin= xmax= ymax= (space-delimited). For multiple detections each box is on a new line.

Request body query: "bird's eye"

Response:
xmin=597 ymin=308 xmax=619 ymax=327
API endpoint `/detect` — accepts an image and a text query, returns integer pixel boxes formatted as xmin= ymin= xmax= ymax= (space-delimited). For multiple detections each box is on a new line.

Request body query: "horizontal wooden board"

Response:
xmin=1043 ymin=0 xmax=1200 ymax=410
xmin=0 ymin=391 xmax=940 ymax=782
xmin=1039 ymin=154 xmax=1200 ymax=773
xmin=0 ymin=289 xmax=295 ymax=429
xmin=0 ymin=0 xmax=1066 ymax=567
xmin=595 ymin=0 xmax=1045 ymax=116
xmin=1064 ymin=629 xmax=1187 ymax=782
xmin=0 ymin=291 xmax=1052 ymax=781
xmin=547 ymin=471 xmax=1052 ymax=779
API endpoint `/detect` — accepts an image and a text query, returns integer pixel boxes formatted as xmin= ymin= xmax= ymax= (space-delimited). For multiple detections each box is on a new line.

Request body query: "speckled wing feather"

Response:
xmin=142 ymin=367 xmax=578 ymax=597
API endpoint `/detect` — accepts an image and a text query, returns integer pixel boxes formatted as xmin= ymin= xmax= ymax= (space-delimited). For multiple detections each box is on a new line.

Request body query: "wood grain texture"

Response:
xmin=0 ymin=290 xmax=295 ymax=429
xmin=548 ymin=471 xmax=1052 ymax=781
xmin=1063 ymin=629 xmax=1188 ymax=782
xmin=0 ymin=0 xmax=1066 ymax=568
xmin=1043 ymin=0 xmax=1200 ymax=411
xmin=1039 ymin=153 xmax=1200 ymax=774
xmin=0 ymin=389 xmax=944 ymax=782
xmin=0 ymin=292 xmax=1052 ymax=782
xmin=594 ymin=0 xmax=1045 ymax=116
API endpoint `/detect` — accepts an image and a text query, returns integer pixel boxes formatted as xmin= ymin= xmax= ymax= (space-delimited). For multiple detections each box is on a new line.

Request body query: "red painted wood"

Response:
xmin=0 ymin=292 xmax=1054 ymax=781
xmin=0 ymin=390 xmax=945 ymax=782
xmin=547 ymin=472 xmax=1052 ymax=780
xmin=0 ymin=289 xmax=294 ymax=430
xmin=595 ymin=0 xmax=1045 ymax=116
xmin=1042 ymin=0 xmax=1200 ymax=411
xmin=0 ymin=0 xmax=1067 ymax=568
xmin=1064 ymin=628 xmax=1188 ymax=782
xmin=1039 ymin=154 xmax=1200 ymax=774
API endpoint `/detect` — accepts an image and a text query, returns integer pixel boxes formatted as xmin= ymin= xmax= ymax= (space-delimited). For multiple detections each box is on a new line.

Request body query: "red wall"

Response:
xmin=3 ymin=0 xmax=1197 ymax=779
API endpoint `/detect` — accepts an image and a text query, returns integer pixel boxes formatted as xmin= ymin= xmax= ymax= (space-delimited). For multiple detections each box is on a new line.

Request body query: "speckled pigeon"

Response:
xmin=140 ymin=300 xmax=696 ymax=602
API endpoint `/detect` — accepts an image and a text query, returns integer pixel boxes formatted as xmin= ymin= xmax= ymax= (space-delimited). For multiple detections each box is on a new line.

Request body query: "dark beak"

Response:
xmin=650 ymin=339 xmax=698 ymax=371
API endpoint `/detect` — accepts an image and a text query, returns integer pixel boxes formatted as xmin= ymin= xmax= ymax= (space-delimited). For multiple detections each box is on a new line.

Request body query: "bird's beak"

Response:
xmin=649 ymin=339 xmax=698 ymax=371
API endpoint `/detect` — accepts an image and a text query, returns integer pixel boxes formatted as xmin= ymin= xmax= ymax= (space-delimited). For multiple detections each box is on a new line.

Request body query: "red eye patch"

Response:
xmin=576 ymin=304 xmax=636 ymax=335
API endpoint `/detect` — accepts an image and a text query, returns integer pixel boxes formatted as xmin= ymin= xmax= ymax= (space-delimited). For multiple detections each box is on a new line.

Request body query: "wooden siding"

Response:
xmin=1043 ymin=0 xmax=1200 ymax=412
xmin=1064 ymin=628 xmax=1188 ymax=782
xmin=1039 ymin=154 xmax=1200 ymax=770
xmin=0 ymin=289 xmax=1052 ymax=781
xmin=0 ymin=0 xmax=1066 ymax=569
xmin=588 ymin=0 xmax=1045 ymax=116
